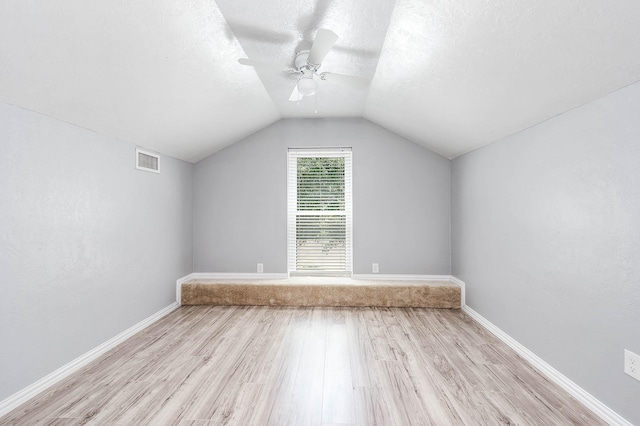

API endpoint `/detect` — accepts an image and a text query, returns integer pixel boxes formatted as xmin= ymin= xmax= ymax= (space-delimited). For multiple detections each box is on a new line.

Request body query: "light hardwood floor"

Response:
xmin=0 ymin=306 xmax=604 ymax=425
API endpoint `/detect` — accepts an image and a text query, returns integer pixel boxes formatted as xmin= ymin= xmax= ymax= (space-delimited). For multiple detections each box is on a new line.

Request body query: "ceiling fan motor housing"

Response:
xmin=295 ymin=50 xmax=318 ymax=73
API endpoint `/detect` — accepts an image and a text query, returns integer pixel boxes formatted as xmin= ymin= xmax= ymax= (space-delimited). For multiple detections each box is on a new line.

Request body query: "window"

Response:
xmin=287 ymin=148 xmax=352 ymax=276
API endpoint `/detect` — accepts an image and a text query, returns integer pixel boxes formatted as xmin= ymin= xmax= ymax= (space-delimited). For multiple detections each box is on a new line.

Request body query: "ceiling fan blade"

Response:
xmin=307 ymin=29 xmax=338 ymax=65
xmin=320 ymin=72 xmax=369 ymax=88
xmin=288 ymin=83 xmax=301 ymax=101
xmin=238 ymin=58 xmax=291 ymax=72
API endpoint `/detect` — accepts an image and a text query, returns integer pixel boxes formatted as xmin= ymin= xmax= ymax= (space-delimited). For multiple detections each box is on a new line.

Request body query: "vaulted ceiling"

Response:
xmin=2 ymin=1 xmax=640 ymax=163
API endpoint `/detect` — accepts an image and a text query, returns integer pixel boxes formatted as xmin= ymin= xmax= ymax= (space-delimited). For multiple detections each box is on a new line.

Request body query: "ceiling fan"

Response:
xmin=238 ymin=29 xmax=369 ymax=101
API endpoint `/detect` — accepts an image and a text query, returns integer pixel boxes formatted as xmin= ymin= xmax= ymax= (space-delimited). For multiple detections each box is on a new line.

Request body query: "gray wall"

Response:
xmin=194 ymin=118 xmax=451 ymax=275
xmin=452 ymin=82 xmax=640 ymax=423
xmin=0 ymin=102 xmax=193 ymax=401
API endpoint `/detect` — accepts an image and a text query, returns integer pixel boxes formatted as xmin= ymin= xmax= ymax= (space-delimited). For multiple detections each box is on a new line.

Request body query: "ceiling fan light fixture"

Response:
xmin=297 ymin=77 xmax=318 ymax=96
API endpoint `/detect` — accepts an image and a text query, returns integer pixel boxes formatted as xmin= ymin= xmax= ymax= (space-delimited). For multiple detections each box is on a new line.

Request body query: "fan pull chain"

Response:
xmin=314 ymin=91 xmax=318 ymax=114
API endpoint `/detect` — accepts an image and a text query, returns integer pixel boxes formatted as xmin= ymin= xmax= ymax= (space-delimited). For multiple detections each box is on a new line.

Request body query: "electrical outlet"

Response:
xmin=257 ymin=263 xmax=264 ymax=273
xmin=625 ymin=349 xmax=640 ymax=381
xmin=372 ymin=263 xmax=379 ymax=274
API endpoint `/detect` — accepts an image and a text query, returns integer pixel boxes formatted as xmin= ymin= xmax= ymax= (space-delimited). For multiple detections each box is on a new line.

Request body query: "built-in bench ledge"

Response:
xmin=181 ymin=277 xmax=461 ymax=309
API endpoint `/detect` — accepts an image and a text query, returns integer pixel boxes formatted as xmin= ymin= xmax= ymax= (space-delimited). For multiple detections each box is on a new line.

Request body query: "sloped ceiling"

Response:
xmin=1 ymin=1 xmax=640 ymax=163
xmin=0 ymin=1 xmax=280 ymax=163
xmin=216 ymin=0 xmax=396 ymax=118
xmin=365 ymin=0 xmax=640 ymax=158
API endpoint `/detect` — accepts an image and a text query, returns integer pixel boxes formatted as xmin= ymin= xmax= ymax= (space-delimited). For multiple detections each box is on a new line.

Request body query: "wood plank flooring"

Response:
xmin=0 ymin=306 xmax=604 ymax=425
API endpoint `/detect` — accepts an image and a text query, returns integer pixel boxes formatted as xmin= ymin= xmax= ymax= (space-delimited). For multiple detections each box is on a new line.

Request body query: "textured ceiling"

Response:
xmin=365 ymin=0 xmax=640 ymax=158
xmin=1 ymin=1 xmax=640 ymax=162
xmin=216 ymin=0 xmax=395 ymax=117
xmin=0 ymin=0 xmax=280 ymax=163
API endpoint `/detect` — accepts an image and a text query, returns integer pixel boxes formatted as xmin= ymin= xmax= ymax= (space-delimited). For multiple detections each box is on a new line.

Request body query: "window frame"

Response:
xmin=287 ymin=147 xmax=353 ymax=276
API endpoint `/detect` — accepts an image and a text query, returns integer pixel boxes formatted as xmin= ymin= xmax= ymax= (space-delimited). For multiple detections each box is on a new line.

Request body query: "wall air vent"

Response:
xmin=135 ymin=148 xmax=160 ymax=173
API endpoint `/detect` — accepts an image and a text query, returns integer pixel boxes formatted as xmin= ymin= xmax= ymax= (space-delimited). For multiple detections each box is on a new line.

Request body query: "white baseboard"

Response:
xmin=189 ymin=272 xmax=289 ymax=280
xmin=0 ymin=302 xmax=179 ymax=418
xmin=351 ymin=273 xmax=452 ymax=281
xmin=462 ymin=305 xmax=631 ymax=426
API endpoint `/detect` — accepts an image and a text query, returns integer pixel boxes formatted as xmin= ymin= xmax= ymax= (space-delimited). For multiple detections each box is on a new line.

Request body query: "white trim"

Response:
xmin=0 ymin=302 xmax=179 ymax=418
xmin=189 ymin=272 xmax=289 ymax=280
xmin=352 ymin=273 xmax=452 ymax=281
xmin=462 ymin=304 xmax=632 ymax=426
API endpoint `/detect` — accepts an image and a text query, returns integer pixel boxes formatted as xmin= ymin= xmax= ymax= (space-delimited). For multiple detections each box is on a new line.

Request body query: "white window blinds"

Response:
xmin=287 ymin=148 xmax=352 ymax=275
